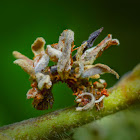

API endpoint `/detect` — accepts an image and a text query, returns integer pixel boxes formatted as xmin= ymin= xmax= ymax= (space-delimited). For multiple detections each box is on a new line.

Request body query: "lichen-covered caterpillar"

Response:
xmin=13 ymin=28 xmax=119 ymax=111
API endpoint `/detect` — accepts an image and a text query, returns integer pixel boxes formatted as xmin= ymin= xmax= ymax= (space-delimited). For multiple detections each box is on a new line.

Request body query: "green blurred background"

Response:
xmin=0 ymin=0 xmax=140 ymax=138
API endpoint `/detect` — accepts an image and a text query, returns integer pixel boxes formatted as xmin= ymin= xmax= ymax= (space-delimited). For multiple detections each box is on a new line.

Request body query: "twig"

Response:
xmin=0 ymin=64 xmax=140 ymax=140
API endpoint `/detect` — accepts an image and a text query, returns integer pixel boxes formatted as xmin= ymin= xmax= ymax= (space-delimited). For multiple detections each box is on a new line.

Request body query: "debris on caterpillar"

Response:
xmin=13 ymin=28 xmax=119 ymax=111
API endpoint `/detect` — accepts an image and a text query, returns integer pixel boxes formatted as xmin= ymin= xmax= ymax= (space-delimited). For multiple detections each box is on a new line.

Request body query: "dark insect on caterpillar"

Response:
xmin=13 ymin=28 xmax=119 ymax=111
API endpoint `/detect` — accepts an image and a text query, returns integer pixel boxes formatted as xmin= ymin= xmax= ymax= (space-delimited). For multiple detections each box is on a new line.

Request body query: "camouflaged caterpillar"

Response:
xmin=13 ymin=28 xmax=119 ymax=111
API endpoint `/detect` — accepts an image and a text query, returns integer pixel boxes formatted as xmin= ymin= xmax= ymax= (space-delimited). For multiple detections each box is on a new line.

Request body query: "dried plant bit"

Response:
xmin=95 ymin=38 xmax=119 ymax=59
xmin=76 ymin=98 xmax=82 ymax=103
xmin=34 ymin=53 xmax=49 ymax=73
xmin=81 ymin=63 xmax=119 ymax=79
xmin=57 ymin=31 xmax=65 ymax=51
xmin=84 ymin=27 xmax=104 ymax=51
xmin=81 ymin=34 xmax=119 ymax=65
xmin=36 ymin=73 xmax=52 ymax=90
xmin=35 ymin=93 xmax=44 ymax=100
xmin=31 ymin=37 xmax=46 ymax=56
xmin=38 ymin=77 xmax=52 ymax=90
xmin=81 ymin=64 xmax=100 ymax=79
xmin=90 ymin=74 xmax=100 ymax=79
xmin=35 ymin=72 xmax=44 ymax=81
xmin=33 ymin=98 xmax=49 ymax=110
xmin=13 ymin=51 xmax=33 ymax=66
xmin=93 ymin=81 xmax=104 ymax=89
xmin=57 ymin=29 xmax=74 ymax=51
xmin=99 ymin=79 xmax=107 ymax=88
xmin=14 ymin=59 xmax=35 ymax=79
xmin=72 ymin=27 xmax=103 ymax=61
xmin=74 ymin=62 xmax=84 ymax=78
xmin=101 ymin=88 xmax=109 ymax=97
xmin=76 ymin=41 xmax=87 ymax=61
xmin=57 ymin=30 xmax=74 ymax=79
xmin=99 ymin=79 xmax=106 ymax=84
xmin=26 ymin=88 xmax=38 ymax=99
xmin=64 ymin=58 xmax=71 ymax=72
xmin=46 ymin=45 xmax=62 ymax=62
xmin=103 ymin=82 xmax=107 ymax=88
xmin=33 ymin=88 xmax=54 ymax=110
xmin=95 ymin=95 xmax=105 ymax=103
xmin=33 ymin=53 xmax=44 ymax=69
xmin=83 ymin=65 xmax=94 ymax=70
xmin=31 ymin=82 xmax=38 ymax=88
xmin=76 ymin=92 xmax=95 ymax=111
xmin=51 ymin=43 xmax=59 ymax=50
xmin=79 ymin=63 xmax=84 ymax=77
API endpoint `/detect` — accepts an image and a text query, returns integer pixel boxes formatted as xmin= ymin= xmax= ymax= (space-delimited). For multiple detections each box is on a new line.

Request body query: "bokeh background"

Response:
xmin=0 ymin=0 xmax=140 ymax=139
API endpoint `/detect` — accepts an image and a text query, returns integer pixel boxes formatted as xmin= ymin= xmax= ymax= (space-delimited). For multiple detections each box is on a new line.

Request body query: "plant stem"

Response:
xmin=0 ymin=64 xmax=140 ymax=140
